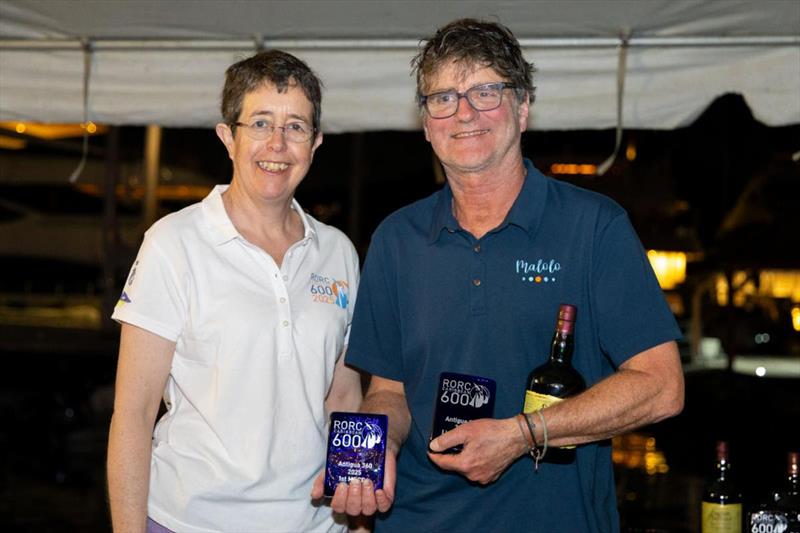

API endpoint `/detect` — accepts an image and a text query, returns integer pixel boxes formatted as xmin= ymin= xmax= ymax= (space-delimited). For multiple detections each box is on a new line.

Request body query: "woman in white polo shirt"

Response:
xmin=107 ymin=50 xmax=362 ymax=533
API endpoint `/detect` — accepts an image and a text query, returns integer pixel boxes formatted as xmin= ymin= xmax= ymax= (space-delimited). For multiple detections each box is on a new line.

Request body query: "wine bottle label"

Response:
xmin=523 ymin=391 xmax=575 ymax=449
xmin=524 ymin=390 xmax=562 ymax=412
xmin=702 ymin=502 xmax=742 ymax=533
xmin=324 ymin=412 xmax=388 ymax=497
xmin=748 ymin=510 xmax=793 ymax=533
xmin=429 ymin=372 xmax=496 ymax=454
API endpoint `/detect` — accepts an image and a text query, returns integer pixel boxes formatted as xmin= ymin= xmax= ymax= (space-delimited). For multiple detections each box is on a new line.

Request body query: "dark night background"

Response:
xmin=1 ymin=92 xmax=798 ymax=531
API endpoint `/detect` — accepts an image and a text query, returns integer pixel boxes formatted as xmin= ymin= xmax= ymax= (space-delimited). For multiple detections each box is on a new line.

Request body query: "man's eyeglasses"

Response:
xmin=232 ymin=119 xmax=315 ymax=143
xmin=420 ymin=82 xmax=517 ymax=119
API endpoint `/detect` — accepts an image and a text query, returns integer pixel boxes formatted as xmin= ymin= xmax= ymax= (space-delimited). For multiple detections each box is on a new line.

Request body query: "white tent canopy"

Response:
xmin=1 ymin=0 xmax=798 ymax=132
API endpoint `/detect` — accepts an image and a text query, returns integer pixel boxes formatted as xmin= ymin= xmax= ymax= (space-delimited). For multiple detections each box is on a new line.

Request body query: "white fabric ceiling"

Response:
xmin=1 ymin=0 xmax=798 ymax=132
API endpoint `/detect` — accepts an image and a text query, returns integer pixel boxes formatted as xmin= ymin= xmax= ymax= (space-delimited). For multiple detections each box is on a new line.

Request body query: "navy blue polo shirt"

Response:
xmin=346 ymin=159 xmax=680 ymax=533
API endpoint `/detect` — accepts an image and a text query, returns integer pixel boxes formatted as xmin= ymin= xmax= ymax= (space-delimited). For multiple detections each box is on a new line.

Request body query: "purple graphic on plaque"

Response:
xmin=324 ymin=412 xmax=388 ymax=497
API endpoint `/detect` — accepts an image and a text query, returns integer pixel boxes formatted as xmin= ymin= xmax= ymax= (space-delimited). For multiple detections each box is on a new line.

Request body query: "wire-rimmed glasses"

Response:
xmin=232 ymin=119 xmax=315 ymax=142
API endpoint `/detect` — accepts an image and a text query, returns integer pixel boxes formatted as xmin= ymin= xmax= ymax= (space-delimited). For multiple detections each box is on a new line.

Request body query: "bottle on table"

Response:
xmin=702 ymin=440 xmax=743 ymax=533
xmin=748 ymin=451 xmax=800 ymax=533
xmin=523 ymin=303 xmax=586 ymax=464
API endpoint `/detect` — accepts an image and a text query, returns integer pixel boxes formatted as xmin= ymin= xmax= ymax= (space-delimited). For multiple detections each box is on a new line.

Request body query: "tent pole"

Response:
xmin=143 ymin=125 xmax=162 ymax=230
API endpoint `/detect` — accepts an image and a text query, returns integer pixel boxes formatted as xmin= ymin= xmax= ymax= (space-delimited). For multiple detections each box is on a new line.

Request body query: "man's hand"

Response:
xmin=311 ymin=443 xmax=398 ymax=516
xmin=312 ymin=375 xmax=409 ymax=517
xmin=427 ymin=417 xmax=525 ymax=484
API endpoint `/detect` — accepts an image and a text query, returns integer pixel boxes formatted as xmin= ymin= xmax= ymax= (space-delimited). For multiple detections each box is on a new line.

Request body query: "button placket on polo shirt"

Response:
xmin=274 ymin=236 xmax=310 ymax=360
xmin=265 ymin=267 xmax=290 ymax=359
xmin=470 ymin=237 xmax=487 ymax=316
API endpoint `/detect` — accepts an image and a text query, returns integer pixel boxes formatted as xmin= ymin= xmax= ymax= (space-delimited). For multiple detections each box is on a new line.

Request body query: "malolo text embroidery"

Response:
xmin=516 ymin=258 xmax=561 ymax=284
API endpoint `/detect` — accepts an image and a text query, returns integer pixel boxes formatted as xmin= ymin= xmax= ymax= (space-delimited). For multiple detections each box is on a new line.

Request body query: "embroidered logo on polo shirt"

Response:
xmin=126 ymin=260 xmax=139 ymax=286
xmin=309 ymin=273 xmax=350 ymax=309
xmin=115 ymin=291 xmax=132 ymax=308
xmin=116 ymin=260 xmax=140 ymax=307
xmin=516 ymin=258 xmax=561 ymax=284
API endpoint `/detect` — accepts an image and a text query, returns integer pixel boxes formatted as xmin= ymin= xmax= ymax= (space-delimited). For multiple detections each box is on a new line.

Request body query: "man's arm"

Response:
xmin=313 ymin=375 xmax=410 ymax=516
xmin=359 ymin=376 xmax=411 ymax=463
xmin=537 ymin=340 xmax=684 ymax=447
xmin=325 ymin=351 xmax=364 ymax=415
xmin=428 ymin=341 xmax=683 ymax=482
xmin=107 ymin=323 xmax=175 ymax=533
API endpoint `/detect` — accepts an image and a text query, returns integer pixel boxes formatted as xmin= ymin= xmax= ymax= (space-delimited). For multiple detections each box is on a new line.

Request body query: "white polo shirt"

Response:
xmin=112 ymin=185 xmax=359 ymax=533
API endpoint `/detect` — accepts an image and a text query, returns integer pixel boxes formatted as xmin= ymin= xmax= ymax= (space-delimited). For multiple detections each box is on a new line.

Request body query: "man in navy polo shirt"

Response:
xmin=322 ymin=18 xmax=684 ymax=532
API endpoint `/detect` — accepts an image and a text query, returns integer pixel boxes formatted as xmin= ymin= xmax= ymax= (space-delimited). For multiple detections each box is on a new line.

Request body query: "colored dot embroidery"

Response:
xmin=528 ymin=276 xmax=533 ymax=282
xmin=535 ymin=276 xmax=542 ymax=283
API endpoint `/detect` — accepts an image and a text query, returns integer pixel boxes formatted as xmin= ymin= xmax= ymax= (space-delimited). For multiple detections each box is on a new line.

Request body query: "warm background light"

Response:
xmin=612 ymin=433 xmax=669 ymax=475
xmin=0 ymin=136 xmax=27 ymax=150
xmin=626 ymin=141 xmax=637 ymax=161
xmin=716 ymin=270 xmax=800 ymax=306
xmin=0 ymin=121 xmax=107 ymax=139
xmin=550 ymin=163 xmax=598 ymax=175
xmin=760 ymin=271 xmax=800 ymax=302
xmin=647 ymin=250 xmax=686 ymax=290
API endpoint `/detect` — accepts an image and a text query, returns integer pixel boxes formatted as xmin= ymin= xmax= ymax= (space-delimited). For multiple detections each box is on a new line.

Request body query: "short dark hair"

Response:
xmin=411 ymin=18 xmax=535 ymax=107
xmin=221 ymin=50 xmax=322 ymax=139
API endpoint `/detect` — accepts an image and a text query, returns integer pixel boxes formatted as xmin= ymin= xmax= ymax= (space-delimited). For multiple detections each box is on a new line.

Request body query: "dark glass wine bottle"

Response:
xmin=702 ymin=440 xmax=742 ymax=533
xmin=523 ymin=303 xmax=585 ymax=464
xmin=748 ymin=451 xmax=800 ymax=533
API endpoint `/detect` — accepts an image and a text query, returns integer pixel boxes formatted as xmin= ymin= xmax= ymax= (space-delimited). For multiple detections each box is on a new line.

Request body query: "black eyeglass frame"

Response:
xmin=419 ymin=82 xmax=518 ymax=119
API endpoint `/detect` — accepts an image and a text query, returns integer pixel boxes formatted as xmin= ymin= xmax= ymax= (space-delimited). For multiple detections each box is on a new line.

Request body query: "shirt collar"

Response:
xmin=504 ymin=158 xmax=548 ymax=237
xmin=427 ymin=158 xmax=548 ymax=244
xmin=202 ymin=185 xmax=238 ymax=245
xmin=292 ymin=197 xmax=318 ymax=247
xmin=202 ymin=184 xmax=317 ymax=246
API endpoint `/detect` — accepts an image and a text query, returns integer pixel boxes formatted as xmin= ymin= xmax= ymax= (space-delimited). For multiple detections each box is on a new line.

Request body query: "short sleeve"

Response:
xmin=345 ymin=228 xmax=403 ymax=381
xmin=591 ymin=213 xmax=681 ymax=366
xmin=111 ymin=229 xmax=187 ymax=342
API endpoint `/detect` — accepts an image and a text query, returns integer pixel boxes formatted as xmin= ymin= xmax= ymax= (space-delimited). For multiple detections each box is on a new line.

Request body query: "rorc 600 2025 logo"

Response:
xmin=309 ymin=273 xmax=350 ymax=309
